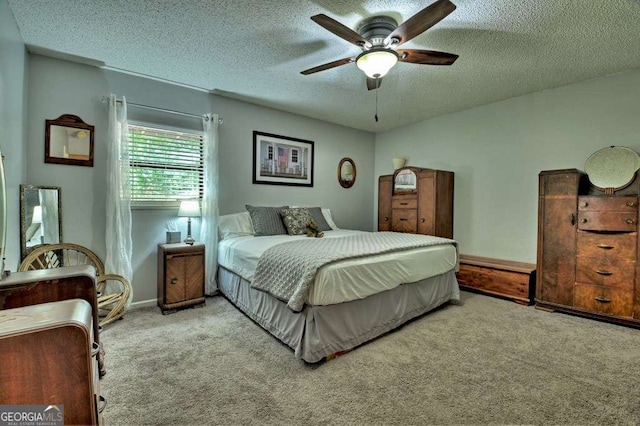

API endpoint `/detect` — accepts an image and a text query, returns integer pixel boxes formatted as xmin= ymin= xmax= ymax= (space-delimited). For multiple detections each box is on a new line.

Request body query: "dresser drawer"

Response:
xmin=577 ymin=211 xmax=637 ymax=232
xmin=579 ymin=195 xmax=638 ymax=211
xmin=391 ymin=209 xmax=417 ymax=233
xmin=392 ymin=197 xmax=417 ymax=209
xmin=577 ymin=231 xmax=636 ymax=260
xmin=575 ymin=257 xmax=635 ymax=289
xmin=573 ymin=283 xmax=634 ymax=317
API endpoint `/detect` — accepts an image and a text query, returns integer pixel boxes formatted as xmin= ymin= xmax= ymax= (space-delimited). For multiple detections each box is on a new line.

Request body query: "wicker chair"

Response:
xmin=19 ymin=243 xmax=132 ymax=327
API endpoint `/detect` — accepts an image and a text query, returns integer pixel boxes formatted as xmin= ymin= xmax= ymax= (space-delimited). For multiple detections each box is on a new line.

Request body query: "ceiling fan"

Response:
xmin=301 ymin=0 xmax=459 ymax=90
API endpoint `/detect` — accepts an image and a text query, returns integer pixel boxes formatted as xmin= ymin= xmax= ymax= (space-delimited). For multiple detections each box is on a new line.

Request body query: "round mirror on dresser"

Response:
xmin=584 ymin=146 xmax=640 ymax=194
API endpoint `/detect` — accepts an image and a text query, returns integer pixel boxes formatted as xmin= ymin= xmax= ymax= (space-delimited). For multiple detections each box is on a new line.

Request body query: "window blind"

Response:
xmin=128 ymin=124 xmax=203 ymax=205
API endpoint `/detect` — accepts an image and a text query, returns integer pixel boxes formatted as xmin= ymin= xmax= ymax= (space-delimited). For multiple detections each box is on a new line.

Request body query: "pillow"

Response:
xmin=218 ymin=212 xmax=254 ymax=240
xmin=245 ymin=205 xmax=289 ymax=236
xmin=306 ymin=207 xmax=333 ymax=231
xmin=279 ymin=208 xmax=313 ymax=235
xmin=321 ymin=208 xmax=339 ymax=229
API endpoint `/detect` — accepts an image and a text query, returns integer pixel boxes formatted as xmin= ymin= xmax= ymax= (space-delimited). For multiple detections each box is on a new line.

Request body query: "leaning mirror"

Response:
xmin=45 ymin=114 xmax=94 ymax=167
xmin=338 ymin=157 xmax=356 ymax=188
xmin=20 ymin=184 xmax=62 ymax=260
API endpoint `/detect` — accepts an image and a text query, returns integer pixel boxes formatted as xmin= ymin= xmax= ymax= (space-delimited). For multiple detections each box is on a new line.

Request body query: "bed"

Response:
xmin=216 ymin=207 xmax=460 ymax=363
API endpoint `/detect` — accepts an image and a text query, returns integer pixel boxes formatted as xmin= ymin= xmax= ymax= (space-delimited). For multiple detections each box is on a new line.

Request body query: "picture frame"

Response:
xmin=253 ymin=131 xmax=314 ymax=187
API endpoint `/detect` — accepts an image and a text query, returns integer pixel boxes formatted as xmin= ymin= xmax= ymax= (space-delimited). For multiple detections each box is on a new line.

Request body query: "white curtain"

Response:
xmin=199 ymin=114 xmax=219 ymax=294
xmin=105 ymin=94 xmax=133 ymax=305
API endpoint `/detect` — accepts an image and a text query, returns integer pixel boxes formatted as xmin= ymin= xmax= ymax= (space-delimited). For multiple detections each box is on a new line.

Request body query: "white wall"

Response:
xmin=375 ymin=69 xmax=640 ymax=263
xmin=0 ymin=0 xmax=27 ymax=271
xmin=25 ymin=55 xmax=375 ymax=304
xmin=214 ymin=94 xmax=375 ymax=230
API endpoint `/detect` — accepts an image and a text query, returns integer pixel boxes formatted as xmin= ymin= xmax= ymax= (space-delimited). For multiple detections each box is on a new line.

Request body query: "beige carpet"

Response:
xmin=99 ymin=291 xmax=640 ymax=425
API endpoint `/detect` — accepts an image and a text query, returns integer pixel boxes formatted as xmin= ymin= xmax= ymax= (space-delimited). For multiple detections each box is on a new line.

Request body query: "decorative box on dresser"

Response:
xmin=157 ymin=243 xmax=206 ymax=314
xmin=537 ymin=168 xmax=640 ymax=327
xmin=0 ymin=299 xmax=104 ymax=425
xmin=378 ymin=167 xmax=454 ymax=238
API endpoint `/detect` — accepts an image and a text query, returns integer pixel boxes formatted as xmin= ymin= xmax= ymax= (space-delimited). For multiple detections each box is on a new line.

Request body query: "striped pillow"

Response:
xmin=245 ymin=205 xmax=289 ymax=236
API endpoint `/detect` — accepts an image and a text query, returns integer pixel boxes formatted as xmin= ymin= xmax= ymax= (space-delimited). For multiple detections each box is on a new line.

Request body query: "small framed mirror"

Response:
xmin=45 ymin=114 xmax=94 ymax=167
xmin=20 ymin=184 xmax=62 ymax=260
xmin=394 ymin=167 xmax=418 ymax=193
xmin=338 ymin=157 xmax=356 ymax=188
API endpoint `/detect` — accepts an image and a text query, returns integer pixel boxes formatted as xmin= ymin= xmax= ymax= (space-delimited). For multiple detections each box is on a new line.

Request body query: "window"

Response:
xmin=128 ymin=124 xmax=204 ymax=207
xmin=291 ymin=149 xmax=298 ymax=163
xmin=268 ymin=145 xmax=273 ymax=160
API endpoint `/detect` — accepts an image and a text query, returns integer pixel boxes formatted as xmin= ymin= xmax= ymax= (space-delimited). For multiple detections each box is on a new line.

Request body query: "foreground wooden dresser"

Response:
xmin=537 ymin=169 xmax=640 ymax=327
xmin=0 ymin=299 xmax=104 ymax=425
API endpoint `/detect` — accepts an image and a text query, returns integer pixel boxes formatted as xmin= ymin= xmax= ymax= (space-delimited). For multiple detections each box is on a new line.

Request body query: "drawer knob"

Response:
xmin=399 ymin=218 xmax=408 ymax=221
xmin=626 ymin=219 xmax=635 ymax=225
xmin=384 ymin=217 xmax=389 ymax=222
xmin=597 ymin=244 xmax=614 ymax=250
xmin=171 ymin=277 xmax=179 ymax=285
xmin=596 ymin=269 xmax=612 ymax=276
xmin=420 ymin=218 xmax=425 ymax=223
xmin=580 ymin=201 xmax=589 ymax=208
xmin=627 ymin=201 xmax=636 ymax=207
xmin=400 ymin=202 xmax=409 ymax=206
xmin=594 ymin=296 xmax=611 ymax=303
xmin=580 ymin=218 xmax=588 ymax=223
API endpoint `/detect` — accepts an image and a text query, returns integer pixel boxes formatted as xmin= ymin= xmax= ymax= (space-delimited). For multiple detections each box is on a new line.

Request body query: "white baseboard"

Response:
xmin=129 ymin=299 xmax=157 ymax=310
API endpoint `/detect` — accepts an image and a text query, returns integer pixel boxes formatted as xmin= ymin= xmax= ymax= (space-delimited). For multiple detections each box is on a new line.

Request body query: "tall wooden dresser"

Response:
xmin=378 ymin=167 xmax=454 ymax=238
xmin=537 ymin=168 xmax=640 ymax=327
xmin=0 ymin=299 xmax=104 ymax=425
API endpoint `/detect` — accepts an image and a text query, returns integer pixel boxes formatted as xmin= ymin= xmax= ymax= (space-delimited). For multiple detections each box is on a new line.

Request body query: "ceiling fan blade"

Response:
xmin=300 ymin=56 xmax=355 ymax=75
xmin=385 ymin=0 xmax=456 ymax=47
xmin=397 ymin=49 xmax=458 ymax=65
xmin=366 ymin=77 xmax=382 ymax=91
xmin=311 ymin=14 xmax=370 ymax=48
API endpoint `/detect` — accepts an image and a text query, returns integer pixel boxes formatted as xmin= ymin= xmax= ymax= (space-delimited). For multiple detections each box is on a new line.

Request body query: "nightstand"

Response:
xmin=157 ymin=243 xmax=205 ymax=314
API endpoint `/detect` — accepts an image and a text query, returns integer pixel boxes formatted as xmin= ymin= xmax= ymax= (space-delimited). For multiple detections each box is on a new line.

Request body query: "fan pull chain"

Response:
xmin=375 ymin=89 xmax=379 ymax=122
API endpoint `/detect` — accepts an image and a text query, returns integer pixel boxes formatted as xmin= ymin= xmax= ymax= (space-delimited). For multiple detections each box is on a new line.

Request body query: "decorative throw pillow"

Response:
xmin=245 ymin=205 xmax=289 ymax=236
xmin=280 ymin=208 xmax=313 ymax=235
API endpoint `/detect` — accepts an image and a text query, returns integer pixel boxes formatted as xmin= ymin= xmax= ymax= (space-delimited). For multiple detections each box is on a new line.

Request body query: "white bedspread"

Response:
xmin=218 ymin=230 xmax=457 ymax=306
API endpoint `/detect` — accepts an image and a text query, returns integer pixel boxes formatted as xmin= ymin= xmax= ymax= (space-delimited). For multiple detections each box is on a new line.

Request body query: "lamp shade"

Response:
xmin=356 ymin=49 xmax=399 ymax=78
xmin=393 ymin=158 xmax=407 ymax=170
xmin=178 ymin=200 xmax=201 ymax=217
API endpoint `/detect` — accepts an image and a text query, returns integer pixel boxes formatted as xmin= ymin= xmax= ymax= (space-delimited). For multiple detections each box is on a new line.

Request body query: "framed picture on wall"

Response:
xmin=252 ymin=131 xmax=314 ymax=187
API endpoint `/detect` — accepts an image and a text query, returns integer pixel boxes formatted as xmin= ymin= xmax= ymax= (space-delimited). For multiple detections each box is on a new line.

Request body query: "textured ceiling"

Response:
xmin=7 ymin=0 xmax=640 ymax=132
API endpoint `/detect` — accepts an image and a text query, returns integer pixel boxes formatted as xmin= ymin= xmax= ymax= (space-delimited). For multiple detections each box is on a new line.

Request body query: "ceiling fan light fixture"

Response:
xmin=356 ymin=49 xmax=399 ymax=79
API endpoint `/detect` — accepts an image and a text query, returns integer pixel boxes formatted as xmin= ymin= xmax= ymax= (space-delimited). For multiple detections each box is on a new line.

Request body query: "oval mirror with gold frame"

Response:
xmin=338 ymin=157 xmax=356 ymax=188
xmin=45 ymin=114 xmax=94 ymax=167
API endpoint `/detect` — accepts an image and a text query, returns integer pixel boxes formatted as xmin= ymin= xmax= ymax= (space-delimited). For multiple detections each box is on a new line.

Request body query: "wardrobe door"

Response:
xmin=417 ymin=171 xmax=435 ymax=236
xmin=378 ymin=175 xmax=392 ymax=231
xmin=537 ymin=169 xmax=581 ymax=306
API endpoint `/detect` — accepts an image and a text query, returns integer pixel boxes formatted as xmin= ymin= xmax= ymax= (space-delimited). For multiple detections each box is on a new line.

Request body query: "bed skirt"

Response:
xmin=217 ymin=266 xmax=460 ymax=363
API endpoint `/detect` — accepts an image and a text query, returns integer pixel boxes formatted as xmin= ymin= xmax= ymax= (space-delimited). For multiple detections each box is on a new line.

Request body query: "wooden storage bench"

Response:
xmin=456 ymin=254 xmax=536 ymax=305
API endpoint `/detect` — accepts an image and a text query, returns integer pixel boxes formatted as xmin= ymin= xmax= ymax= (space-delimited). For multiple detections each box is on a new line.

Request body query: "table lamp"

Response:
xmin=178 ymin=200 xmax=201 ymax=245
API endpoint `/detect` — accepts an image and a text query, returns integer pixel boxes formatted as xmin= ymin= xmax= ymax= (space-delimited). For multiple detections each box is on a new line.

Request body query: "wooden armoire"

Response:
xmin=537 ymin=168 xmax=640 ymax=327
xmin=378 ymin=167 xmax=454 ymax=238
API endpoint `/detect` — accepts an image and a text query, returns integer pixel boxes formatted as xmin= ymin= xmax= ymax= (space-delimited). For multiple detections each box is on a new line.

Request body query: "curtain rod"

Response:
xmin=101 ymin=96 xmax=222 ymax=124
